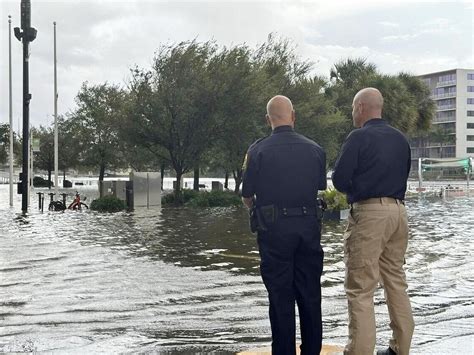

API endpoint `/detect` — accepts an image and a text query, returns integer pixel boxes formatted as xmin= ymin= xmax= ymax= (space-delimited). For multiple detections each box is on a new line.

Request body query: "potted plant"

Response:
xmin=320 ymin=189 xmax=350 ymax=220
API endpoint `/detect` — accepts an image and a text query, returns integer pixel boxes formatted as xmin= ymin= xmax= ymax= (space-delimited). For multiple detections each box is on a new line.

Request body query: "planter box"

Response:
xmin=324 ymin=208 xmax=350 ymax=221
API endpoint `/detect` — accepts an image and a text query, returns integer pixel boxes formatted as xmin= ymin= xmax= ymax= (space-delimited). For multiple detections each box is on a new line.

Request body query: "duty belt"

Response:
xmin=279 ymin=206 xmax=317 ymax=217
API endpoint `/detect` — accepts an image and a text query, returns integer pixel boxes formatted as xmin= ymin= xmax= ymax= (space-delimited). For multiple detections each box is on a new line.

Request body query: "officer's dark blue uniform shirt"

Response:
xmin=332 ymin=118 xmax=411 ymax=204
xmin=242 ymin=125 xmax=326 ymax=207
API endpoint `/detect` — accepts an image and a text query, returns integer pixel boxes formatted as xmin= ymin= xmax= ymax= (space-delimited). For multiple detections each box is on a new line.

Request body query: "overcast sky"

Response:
xmin=1 ymin=0 xmax=473 ymax=129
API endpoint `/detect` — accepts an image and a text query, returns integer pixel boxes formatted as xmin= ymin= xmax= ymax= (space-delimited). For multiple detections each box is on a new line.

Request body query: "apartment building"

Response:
xmin=410 ymin=68 xmax=474 ymax=167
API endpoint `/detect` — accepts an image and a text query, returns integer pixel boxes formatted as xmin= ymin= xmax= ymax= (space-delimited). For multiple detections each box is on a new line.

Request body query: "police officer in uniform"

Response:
xmin=241 ymin=95 xmax=327 ymax=355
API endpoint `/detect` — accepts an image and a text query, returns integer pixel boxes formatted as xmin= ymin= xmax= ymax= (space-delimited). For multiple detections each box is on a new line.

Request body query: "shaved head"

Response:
xmin=266 ymin=95 xmax=295 ymax=129
xmin=352 ymin=87 xmax=384 ymax=128
xmin=354 ymin=87 xmax=384 ymax=110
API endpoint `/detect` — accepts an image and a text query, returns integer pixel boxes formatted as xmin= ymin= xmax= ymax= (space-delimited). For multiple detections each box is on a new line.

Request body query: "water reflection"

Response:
xmin=0 ymin=186 xmax=473 ymax=353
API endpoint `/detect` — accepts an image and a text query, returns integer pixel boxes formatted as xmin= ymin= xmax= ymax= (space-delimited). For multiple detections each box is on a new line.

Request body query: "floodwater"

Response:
xmin=0 ymin=186 xmax=473 ymax=354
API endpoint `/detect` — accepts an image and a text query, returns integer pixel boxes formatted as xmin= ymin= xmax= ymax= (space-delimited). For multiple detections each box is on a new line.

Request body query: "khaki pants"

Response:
xmin=343 ymin=198 xmax=414 ymax=355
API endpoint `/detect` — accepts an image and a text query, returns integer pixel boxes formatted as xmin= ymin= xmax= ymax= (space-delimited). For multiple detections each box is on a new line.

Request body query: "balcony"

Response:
xmin=437 ymin=80 xmax=456 ymax=88
xmin=432 ymin=117 xmax=456 ymax=123
xmin=431 ymin=92 xmax=456 ymax=100
xmin=437 ymin=105 xmax=456 ymax=111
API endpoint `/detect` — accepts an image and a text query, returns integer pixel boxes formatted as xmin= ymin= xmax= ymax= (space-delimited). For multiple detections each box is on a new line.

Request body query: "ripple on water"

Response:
xmin=0 ymin=187 xmax=473 ymax=353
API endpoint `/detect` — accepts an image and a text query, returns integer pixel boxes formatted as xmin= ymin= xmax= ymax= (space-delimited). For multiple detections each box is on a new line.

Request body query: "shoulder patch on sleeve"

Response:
xmin=242 ymin=153 xmax=249 ymax=171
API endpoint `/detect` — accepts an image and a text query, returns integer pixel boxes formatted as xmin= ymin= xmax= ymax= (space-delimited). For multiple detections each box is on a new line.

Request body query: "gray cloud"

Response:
xmin=1 ymin=0 xmax=472 ymax=129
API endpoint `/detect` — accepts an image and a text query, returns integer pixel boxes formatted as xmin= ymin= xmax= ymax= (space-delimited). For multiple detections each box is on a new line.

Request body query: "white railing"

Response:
xmin=437 ymin=80 xmax=456 ymax=87
xmin=432 ymin=92 xmax=456 ymax=100
xmin=437 ymin=104 xmax=456 ymax=111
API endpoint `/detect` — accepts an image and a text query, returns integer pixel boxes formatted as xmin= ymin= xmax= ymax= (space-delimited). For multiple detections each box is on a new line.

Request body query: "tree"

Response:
xmin=326 ymin=58 xmax=435 ymax=136
xmin=69 ymin=82 xmax=127 ymax=196
xmin=128 ymin=41 xmax=219 ymax=197
xmin=208 ymin=44 xmax=265 ymax=193
xmin=430 ymin=125 xmax=455 ymax=158
xmin=57 ymin=115 xmax=81 ymax=181
xmin=32 ymin=126 xmax=54 ymax=187
xmin=0 ymin=124 xmax=9 ymax=165
xmin=397 ymin=72 xmax=435 ymax=132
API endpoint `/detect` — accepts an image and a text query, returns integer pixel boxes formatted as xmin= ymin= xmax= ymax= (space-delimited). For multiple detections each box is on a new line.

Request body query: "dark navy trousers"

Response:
xmin=257 ymin=216 xmax=324 ymax=355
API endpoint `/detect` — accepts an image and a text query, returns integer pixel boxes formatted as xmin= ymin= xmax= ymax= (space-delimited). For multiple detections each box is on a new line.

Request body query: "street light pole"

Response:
xmin=8 ymin=15 xmax=14 ymax=207
xmin=14 ymin=0 xmax=37 ymax=212
xmin=54 ymin=21 xmax=59 ymax=197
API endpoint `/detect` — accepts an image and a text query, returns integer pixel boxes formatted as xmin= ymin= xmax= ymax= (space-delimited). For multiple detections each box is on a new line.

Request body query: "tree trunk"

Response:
xmin=175 ymin=170 xmax=183 ymax=204
xmin=99 ymin=163 xmax=106 ymax=197
xmin=233 ymin=169 xmax=243 ymax=194
xmin=48 ymin=169 xmax=52 ymax=189
xmin=160 ymin=163 xmax=165 ymax=191
xmin=193 ymin=166 xmax=200 ymax=191
xmin=224 ymin=171 xmax=229 ymax=190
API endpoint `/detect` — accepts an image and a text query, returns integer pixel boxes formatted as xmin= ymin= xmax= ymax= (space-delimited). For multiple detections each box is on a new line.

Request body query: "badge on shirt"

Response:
xmin=242 ymin=153 xmax=249 ymax=171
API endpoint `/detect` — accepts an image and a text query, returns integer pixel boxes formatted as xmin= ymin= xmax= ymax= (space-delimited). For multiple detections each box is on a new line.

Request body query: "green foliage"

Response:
xmin=31 ymin=126 xmax=54 ymax=183
xmin=320 ymin=189 xmax=349 ymax=211
xmin=162 ymin=190 xmax=241 ymax=207
xmin=69 ymin=82 xmax=128 ymax=181
xmin=162 ymin=189 xmax=200 ymax=205
xmin=90 ymin=195 xmax=127 ymax=212
xmin=128 ymin=41 xmax=218 ymax=193
xmin=326 ymin=57 xmax=435 ymax=139
xmin=33 ymin=176 xmax=53 ymax=188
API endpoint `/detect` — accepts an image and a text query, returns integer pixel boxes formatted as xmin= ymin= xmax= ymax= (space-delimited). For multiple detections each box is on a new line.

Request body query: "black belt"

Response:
xmin=351 ymin=197 xmax=404 ymax=208
xmin=279 ymin=206 xmax=317 ymax=217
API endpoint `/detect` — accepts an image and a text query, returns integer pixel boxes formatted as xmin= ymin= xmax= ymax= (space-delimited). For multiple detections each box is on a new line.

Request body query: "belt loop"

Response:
xmin=380 ymin=197 xmax=384 ymax=205
xmin=396 ymin=199 xmax=400 ymax=205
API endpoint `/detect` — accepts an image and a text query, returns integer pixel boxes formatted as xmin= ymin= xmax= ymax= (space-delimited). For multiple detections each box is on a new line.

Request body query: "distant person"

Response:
xmin=241 ymin=95 xmax=327 ymax=355
xmin=332 ymin=88 xmax=414 ymax=355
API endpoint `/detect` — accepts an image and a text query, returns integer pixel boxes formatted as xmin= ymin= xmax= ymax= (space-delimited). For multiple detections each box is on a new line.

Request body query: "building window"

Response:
xmin=433 ymin=87 xmax=456 ymax=95
xmin=468 ymin=98 xmax=474 ymax=104
xmin=467 ymin=147 xmax=474 ymax=153
xmin=468 ymin=73 xmax=474 ymax=80
xmin=468 ymin=123 xmax=474 ymax=129
xmin=468 ymin=111 xmax=474 ymax=116
xmin=467 ymin=135 xmax=474 ymax=141
xmin=439 ymin=73 xmax=456 ymax=82
xmin=468 ymin=86 xmax=474 ymax=92
xmin=437 ymin=98 xmax=456 ymax=109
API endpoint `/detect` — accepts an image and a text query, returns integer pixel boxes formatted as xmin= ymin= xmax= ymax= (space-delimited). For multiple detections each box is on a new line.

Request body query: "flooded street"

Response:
xmin=0 ymin=185 xmax=473 ymax=354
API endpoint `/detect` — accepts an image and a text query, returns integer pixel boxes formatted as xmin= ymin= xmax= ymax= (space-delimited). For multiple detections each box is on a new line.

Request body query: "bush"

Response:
xmin=163 ymin=190 xmax=241 ymax=207
xmin=33 ymin=176 xmax=53 ymax=188
xmin=90 ymin=195 xmax=127 ymax=212
xmin=162 ymin=189 xmax=200 ymax=205
xmin=320 ymin=189 xmax=349 ymax=211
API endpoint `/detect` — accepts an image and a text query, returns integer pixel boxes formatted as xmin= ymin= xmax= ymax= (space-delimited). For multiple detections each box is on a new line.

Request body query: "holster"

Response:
xmin=249 ymin=204 xmax=277 ymax=233
xmin=316 ymin=198 xmax=327 ymax=221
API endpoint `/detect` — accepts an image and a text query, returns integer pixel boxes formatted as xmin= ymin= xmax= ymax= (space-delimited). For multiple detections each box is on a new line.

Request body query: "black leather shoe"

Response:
xmin=376 ymin=348 xmax=397 ymax=355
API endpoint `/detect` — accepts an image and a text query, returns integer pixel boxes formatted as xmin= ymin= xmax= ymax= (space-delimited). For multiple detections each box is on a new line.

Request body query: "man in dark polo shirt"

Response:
xmin=332 ymin=88 xmax=414 ymax=355
xmin=241 ymin=95 xmax=326 ymax=355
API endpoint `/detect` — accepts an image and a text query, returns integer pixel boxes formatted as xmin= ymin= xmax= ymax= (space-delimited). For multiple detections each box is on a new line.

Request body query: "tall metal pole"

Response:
xmin=53 ymin=21 xmax=58 ymax=197
xmin=29 ymin=130 xmax=32 ymax=206
xmin=8 ymin=15 xmax=14 ymax=207
xmin=418 ymin=158 xmax=423 ymax=191
xmin=14 ymin=0 xmax=37 ymax=212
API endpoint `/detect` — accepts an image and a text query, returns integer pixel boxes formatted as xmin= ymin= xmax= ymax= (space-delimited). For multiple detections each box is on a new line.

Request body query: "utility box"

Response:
xmin=99 ymin=172 xmax=161 ymax=209
xmin=130 ymin=172 xmax=161 ymax=208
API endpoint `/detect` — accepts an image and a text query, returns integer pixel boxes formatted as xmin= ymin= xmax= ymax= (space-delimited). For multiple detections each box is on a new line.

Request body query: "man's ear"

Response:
xmin=265 ymin=114 xmax=271 ymax=127
xmin=291 ymin=110 xmax=296 ymax=125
